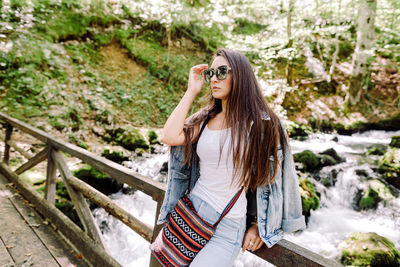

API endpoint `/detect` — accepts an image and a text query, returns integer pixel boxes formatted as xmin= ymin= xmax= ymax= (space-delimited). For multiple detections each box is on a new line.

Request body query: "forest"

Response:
xmin=0 ymin=0 xmax=399 ymax=266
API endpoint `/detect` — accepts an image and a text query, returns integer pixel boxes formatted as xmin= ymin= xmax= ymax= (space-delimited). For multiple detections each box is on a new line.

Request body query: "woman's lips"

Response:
xmin=212 ymin=87 xmax=220 ymax=90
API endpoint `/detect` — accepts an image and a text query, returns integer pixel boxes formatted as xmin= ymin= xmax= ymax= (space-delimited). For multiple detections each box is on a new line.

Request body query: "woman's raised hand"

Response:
xmin=187 ymin=64 xmax=209 ymax=96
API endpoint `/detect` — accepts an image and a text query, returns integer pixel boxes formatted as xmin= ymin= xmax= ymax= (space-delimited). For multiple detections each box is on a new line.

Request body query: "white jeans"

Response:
xmin=189 ymin=193 xmax=246 ymax=267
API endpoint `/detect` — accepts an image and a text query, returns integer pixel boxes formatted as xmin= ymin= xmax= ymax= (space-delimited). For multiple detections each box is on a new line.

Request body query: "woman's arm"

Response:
xmin=161 ymin=64 xmax=208 ymax=146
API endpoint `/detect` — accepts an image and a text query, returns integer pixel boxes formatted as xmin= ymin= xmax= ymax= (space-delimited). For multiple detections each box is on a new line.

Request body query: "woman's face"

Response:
xmin=209 ymin=56 xmax=232 ymax=100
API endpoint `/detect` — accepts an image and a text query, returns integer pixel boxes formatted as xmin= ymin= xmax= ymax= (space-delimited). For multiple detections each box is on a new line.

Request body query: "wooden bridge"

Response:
xmin=0 ymin=112 xmax=343 ymax=267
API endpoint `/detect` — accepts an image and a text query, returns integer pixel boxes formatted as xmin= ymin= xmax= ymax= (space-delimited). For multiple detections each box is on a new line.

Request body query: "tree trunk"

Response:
xmin=286 ymin=0 xmax=294 ymax=86
xmin=347 ymin=0 xmax=377 ymax=107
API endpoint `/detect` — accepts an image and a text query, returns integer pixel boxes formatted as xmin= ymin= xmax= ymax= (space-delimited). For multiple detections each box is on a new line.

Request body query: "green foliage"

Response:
xmin=232 ymin=18 xmax=267 ymax=35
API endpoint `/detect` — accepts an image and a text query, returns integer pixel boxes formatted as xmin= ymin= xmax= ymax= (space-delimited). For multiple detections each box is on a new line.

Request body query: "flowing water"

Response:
xmin=93 ymin=130 xmax=400 ymax=266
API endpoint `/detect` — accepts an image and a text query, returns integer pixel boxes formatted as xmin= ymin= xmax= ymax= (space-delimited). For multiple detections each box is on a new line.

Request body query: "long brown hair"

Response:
xmin=183 ymin=48 xmax=288 ymax=192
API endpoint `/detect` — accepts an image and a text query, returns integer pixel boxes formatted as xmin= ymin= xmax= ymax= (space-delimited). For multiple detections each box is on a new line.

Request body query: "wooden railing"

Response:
xmin=0 ymin=112 xmax=342 ymax=267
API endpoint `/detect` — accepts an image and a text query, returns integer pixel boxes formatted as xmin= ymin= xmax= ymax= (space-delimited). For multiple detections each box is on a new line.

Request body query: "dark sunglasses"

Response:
xmin=202 ymin=65 xmax=232 ymax=83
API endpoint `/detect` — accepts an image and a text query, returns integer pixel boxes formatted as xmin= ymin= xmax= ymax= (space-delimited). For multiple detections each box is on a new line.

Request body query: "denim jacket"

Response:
xmin=157 ymin=115 xmax=306 ymax=248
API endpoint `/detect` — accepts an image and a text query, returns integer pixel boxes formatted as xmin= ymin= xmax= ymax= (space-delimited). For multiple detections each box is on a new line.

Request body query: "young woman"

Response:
xmin=158 ymin=48 xmax=305 ymax=266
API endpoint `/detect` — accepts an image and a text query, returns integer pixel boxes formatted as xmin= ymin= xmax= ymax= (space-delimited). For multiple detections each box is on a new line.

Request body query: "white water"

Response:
xmin=93 ymin=130 xmax=400 ymax=266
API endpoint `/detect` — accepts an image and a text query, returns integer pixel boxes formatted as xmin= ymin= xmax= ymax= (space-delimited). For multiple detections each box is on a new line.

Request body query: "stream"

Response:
xmin=93 ymin=129 xmax=400 ymax=267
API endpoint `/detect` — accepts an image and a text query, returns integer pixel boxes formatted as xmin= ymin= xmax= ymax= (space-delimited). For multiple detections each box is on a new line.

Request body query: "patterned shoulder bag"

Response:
xmin=150 ymin=118 xmax=244 ymax=267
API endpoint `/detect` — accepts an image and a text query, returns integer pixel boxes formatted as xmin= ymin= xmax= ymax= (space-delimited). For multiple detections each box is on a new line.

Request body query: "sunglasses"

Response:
xmin=202 ymin=65 xmax=232 ymax=83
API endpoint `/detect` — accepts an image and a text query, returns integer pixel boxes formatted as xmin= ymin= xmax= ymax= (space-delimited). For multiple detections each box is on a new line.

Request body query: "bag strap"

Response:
xmin=188 ymin=116 xmax=211 ymax=192
xmin=213 ymin=186 xmax=244 ymax=227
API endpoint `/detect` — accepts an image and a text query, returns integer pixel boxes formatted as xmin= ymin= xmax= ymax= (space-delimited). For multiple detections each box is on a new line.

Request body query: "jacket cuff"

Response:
xmin=282 ymin=215 xmax=306 ymax=233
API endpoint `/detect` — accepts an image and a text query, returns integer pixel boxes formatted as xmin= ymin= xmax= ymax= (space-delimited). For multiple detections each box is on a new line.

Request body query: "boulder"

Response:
xmin=286 ymin=123 xmax=312 ymax=141
xmin=389 ymin=136 xmax=400 ymax=148
xmin=320 ymin=148 xmax=343 ymax=163
xmin=339 ymin=232 xmax=400 ymax=267
xmin=294 ymin=150 xmax=319 ymax=172
xmin=101 ymin=149 xmax=130 ymax=165
xmin=299 ymin=179 xmax=320 ymax=218
xmin=355 ymin=179 xmax=395 ymax=210
xmin=378 ymin=148 xmax=400 ymax=189
xmin=73 ymin=165 xmax=123 ymax=195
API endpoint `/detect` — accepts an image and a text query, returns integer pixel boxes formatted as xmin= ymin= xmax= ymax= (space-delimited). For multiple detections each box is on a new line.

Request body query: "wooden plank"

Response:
xmin=52 ymin=150 xmax=108 ymax=252
xmin=3 ymin=123 xmax=12 ymax=165
xmin=0 ymin=236 xmax=15 ymax=267
xmin=7 ymin=139 xmax=33 ymax=159
xmin=45 ymin=146 xmax=56 ymax=204
xmin=0 ymin=162 xmax=122 ymax=266
xmin=4 ymin=181 xmax=90 ymax=267
xmin=15 ymin=146 xmax=48 ymax=175
xmin=66 ymin=174 xmax=153 ymax=242
xmin=0 ymin=183 xmax=59 ymax=266
xmin=253 ymin=239 xmax=343 ymax=267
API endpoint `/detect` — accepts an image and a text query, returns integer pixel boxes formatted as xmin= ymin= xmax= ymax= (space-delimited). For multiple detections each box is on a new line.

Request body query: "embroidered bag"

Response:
xmin=150 ymin=118 xmax=244 ymax=267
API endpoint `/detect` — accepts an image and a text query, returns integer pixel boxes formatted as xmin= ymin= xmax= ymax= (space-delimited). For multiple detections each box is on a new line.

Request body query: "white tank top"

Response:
xmin=191 ymin=123 xmax=247 ymax=219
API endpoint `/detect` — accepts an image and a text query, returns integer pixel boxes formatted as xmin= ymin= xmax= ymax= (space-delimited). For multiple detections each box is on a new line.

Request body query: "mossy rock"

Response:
xmin=73 ymin=165 xmax=123 ymax=195
xmin=294 ymin=150 xmax=319 ymax=172
xmin=367 ymin=147 xmax=386 ymax=156
xmin=148 ymin=130 xmax=160 ymax=145
xmin=101 ymin=149 xmax=129 ymax=164
xmin=339 ymin=232 xmax=400 ymax=267
xmin=378 ymin=148 xmax=400 ymax=189
xmin=389 ymin=136 xmax=400 ymax=148
xmin=320 ymin=148 xmax=343 ymax=163
xmin=357 ymin=179 xmax=394 ymax=210
xmin=286 ymin=123 xmax=313 ymax=141
xmin=317 ymin=154 xmax=337 ymax=168
xmin=299 ymin=179 xmax=320 ymax=216
xmin=116 ymin=127 xmax=149 ymax=151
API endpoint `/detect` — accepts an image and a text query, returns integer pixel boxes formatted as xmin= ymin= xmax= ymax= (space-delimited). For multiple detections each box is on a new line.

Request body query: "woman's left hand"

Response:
xmin=241 ymin=224 xmax=263 ymax=252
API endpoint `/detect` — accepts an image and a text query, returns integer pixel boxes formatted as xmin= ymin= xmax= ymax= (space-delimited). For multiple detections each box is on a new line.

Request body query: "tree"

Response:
xmin=346 ymin=0 xmax=377 ymax=107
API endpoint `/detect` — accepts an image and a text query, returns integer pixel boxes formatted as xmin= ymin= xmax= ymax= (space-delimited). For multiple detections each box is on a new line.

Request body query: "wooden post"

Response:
xmin=3 ymin=123 xmax=13 ymax=165
xmin=15 ymin=147 xmax=48 ymax=175
xmin=149 ymin=198 xmax=164 ymax=267
xmin=45 ymin=146 xmax=57 ymax=204
xmin=52 ymin=149 xmax=109 ymax=252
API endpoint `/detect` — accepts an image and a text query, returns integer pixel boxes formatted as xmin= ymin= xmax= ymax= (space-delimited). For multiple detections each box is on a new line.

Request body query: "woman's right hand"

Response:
xmin=187 ymin=64 xmax=209 ymax=96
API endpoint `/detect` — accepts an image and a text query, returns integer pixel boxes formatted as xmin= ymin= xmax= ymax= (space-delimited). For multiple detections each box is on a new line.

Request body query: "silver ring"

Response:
xmin=249 ymin=241 xmax=254 ymax=246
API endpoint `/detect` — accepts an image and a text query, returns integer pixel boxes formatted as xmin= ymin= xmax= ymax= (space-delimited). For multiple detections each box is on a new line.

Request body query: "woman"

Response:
xmin=158 ymin=48 xmax=305 ymax=266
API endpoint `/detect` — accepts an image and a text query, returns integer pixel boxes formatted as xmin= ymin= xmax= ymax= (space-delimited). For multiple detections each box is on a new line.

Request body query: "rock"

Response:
xmin=92 ymin=125 xmax=105 ymax=136
xmin=294 ymin=150 xmax=319 ymax=172
xmin=319 ymin=169 xmax=341 ymax=187
xmin=389 ymin=136 xmax=400 ymax=148
xmin=355 ymin=179 xmax=394 ymax=210
xmin=299 ymin=179 xmax=320 ymax=218
xmin=317 ymin=154 xmax=337 ymax=168
xmin=367 ymin=147 xmax=386 ymax=156
xmin=101 ymin=149 xmax=129 ymax=164
xmin=378 ymin=148 xmax=400 ymax=189
xmin=286 ymin=123 xmax=312 ymax=140
xmin=160 ymin=161 xmax=168 ymax=173
xmin=148 ymin=130 xmax=160 ymax=145
xmin=320 ymin=148 xmax=343 ymax=163
xmin=338 ymin=232 xmax=400 ymax=267
xmin=103 ymin=126 xmax=149 ymax=152
xmin=116 ymin=127 xmax=149 ymax=151
xmin=73 ymin=165 xmax=123 ymax=195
